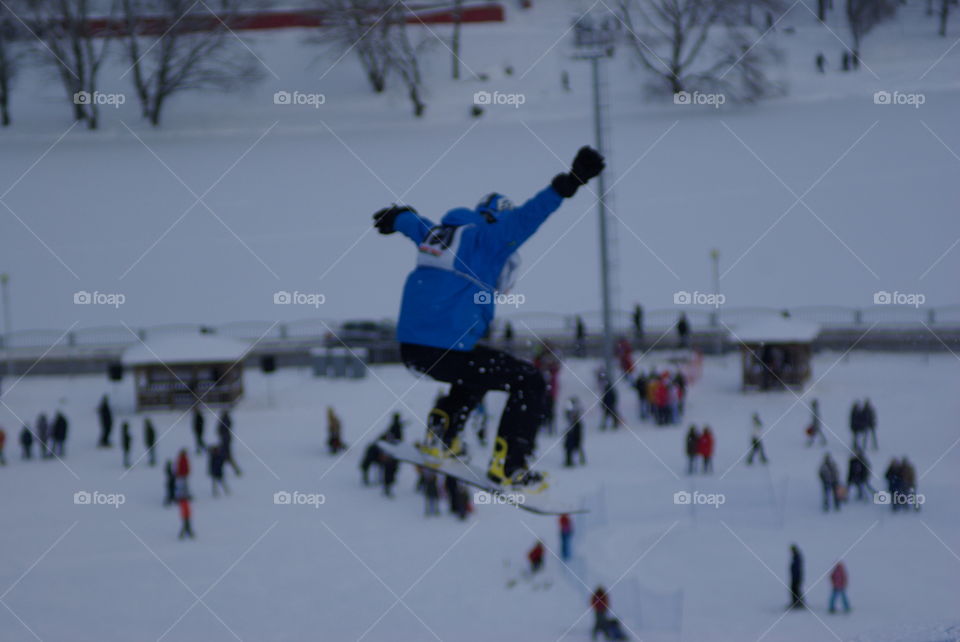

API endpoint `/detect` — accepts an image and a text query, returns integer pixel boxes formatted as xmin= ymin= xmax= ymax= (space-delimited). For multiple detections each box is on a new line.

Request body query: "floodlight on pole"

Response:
xmin=573 ymin=12 xmax=617 ymax=384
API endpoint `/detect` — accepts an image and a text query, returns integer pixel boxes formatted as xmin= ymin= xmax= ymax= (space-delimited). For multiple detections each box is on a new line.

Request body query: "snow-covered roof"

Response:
xmin=729 ymin=317 xmax=821 ymax=344
xmin=122 ymin=335 xmax=250 ymax=366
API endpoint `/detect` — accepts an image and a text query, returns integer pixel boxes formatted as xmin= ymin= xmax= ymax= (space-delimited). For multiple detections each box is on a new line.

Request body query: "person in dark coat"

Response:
xmin=789 ymin=544 xmax=805 ymax=608
xmin=385 ymin=413 xmax=404 ymax=443
xmin=599 ymin=383 xmax=620 ymax=430
xmin=19 ymin=425 xmax=33 ymax=459
xmin=360 ymin=441 xmax=383 ymax=486
xmin=163 ymin=460 xmax=176 ymax=506
xmin=747 ymin=413 xmax=768 ymax=465
xmin=806 ymin=399 xmax=827 ymax=447
xmin=0 ymin=427 xmax=6 ymax=465
xmin=846 ymin=448 xmax=875 ymax=500
xmin=422 ymin=469 xmax=440 ymax=516
xmin=862 ymin=398 xmax=877 ymax=450
xmin=632 ymin=304 xmax=644 ymax=342
xmin=144 ymin=418 xmax=157 ymax=466
xmin=381 ymin=452 xmax=398 ymax=497
xmin=676 ymin=312 xmax=690 ymax=348
xmin=563 ymin=397 xmax=585 ymax=467
xmin=574 ymin=316 xmax=587 ymax=358
xmin=217 ymin=409 xmax=241 ymax=476
xmin=900 ymin=456 xmax=918 ymax=511
xmin=849 ymin=400 xmax=864 ymax=451
xmin=121 ymin=421 xmax=132 ymax=468
xmin=633 ymin=372 xmax=649 ymax=421
xmin=884 ymin=458 xmax=902 ymax=511
xmin=97 ymin=394 xmax=113 ymax=448
xmin=208 ymin=445 xmax=228 ymax=497
xmin=685 ymin=425 xmax=700 ymax=474
xmin=36 ymin=413 xmax=51 ymax=459
xmin=192 ymin=408 xmax=205 ymax=454
xmin=819 ymin=453 xmax=841 ymax=511
xmin=51 ymin=411 xmax=68 ymax=457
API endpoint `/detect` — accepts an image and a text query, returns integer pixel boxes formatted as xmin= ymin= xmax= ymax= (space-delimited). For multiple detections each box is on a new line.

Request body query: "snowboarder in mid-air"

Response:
xmin=374 ymin=146 xmax=605 ymax=491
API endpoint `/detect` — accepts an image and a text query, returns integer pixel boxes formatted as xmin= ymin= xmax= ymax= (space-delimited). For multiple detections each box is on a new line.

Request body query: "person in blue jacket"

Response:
xmin=373 ymin=146 xmax=605 ymax=490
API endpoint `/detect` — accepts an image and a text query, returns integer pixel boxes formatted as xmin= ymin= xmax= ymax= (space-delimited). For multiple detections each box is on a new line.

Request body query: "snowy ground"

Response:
xmin=0 ymin=0 xmax=958 ymax=332
xmin=1 ymin=351 xmax=958 ymax=641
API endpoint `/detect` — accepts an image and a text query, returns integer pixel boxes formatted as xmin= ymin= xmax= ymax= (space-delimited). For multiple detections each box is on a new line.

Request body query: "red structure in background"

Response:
xmin=86 ymin=2 xmax=504 ymax=37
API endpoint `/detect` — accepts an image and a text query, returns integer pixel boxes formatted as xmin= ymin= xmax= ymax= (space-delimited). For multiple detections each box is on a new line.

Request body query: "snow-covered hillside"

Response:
xmin=0 ymin=0 xmax=958 ymax=332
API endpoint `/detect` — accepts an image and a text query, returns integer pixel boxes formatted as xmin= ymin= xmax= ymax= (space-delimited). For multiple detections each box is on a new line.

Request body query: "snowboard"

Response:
xmin=377 ymin=440 xmax=588 ymax=516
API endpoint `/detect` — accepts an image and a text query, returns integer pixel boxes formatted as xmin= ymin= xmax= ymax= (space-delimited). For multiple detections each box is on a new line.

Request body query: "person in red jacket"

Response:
xmin=178 ymin=497 xmax=194 ymax=539
xmin=616 ymin=337 xmax=634 ymax=376
xmin=175 ymin=449 xmax=191 ymax=499
xmin=591 ymin=586 xmax=610 ymax=639
xmin=559 ymin=514 xmax=574 ymax=560
xmin=698 ymin=426 xmax=715 ymax=473
xmin=528 ymin=540 xmax=545 ymax=574
xmin=828 ymin=561 xmax=850 ymax=613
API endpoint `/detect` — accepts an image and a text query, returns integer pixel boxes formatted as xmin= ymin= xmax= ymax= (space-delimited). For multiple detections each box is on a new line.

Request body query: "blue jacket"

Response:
xmin=395 ymin=185 xmax=564 ymax=351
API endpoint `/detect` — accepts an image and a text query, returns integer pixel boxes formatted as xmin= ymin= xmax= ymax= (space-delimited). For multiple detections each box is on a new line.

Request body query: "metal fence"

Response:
xmin=3 ymin=305 xmax=959 ymax=353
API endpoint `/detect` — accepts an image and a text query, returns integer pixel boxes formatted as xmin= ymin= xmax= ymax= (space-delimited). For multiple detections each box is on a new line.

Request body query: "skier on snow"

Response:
xmin=373 ymin=146 xmax=605 ymax=491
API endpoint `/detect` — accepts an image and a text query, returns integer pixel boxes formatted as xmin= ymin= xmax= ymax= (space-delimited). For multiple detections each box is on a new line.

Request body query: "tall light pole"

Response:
xmin=574 ymin=13 xmax=617 ymax=384
xmin=0 ymin=273 xmax=12 ymax=378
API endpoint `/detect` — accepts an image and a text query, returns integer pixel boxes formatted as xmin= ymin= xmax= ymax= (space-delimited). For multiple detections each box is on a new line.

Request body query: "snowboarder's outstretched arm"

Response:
xmin=489 ymin=146 xmax=605 ymax=248
xmin=373 ymin=205 xmax=435 ymax=244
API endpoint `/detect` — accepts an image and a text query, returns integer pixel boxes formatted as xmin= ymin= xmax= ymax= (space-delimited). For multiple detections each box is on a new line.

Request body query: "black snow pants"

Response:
xmin=401 ymin=343 xmax=546 ymax=470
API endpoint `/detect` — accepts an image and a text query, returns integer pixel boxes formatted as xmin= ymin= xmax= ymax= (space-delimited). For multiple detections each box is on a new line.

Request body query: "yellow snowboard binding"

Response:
xmin=417 ymin=409 xmax=465 ymax=465
xmin=486 ymin=437 xmax=549 ymax=494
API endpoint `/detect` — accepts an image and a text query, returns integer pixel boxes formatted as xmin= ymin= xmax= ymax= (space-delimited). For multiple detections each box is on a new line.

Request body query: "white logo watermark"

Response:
xmin=274 ymin=90 xmax=326 ymax=109
xmin=274 ymin=290 xmax=325 ymax=308
xmin=674 ymin=290 xmax=725 ymax=307
xmin=473 ymin=291 xmax=525 ymax=308
xmin=273 ymin=490 xmax=326 ymax=508
xmin=474 ymin=490 xmax=526 ymax=506
xmin=674 ymin=91 xmax=725 ymax=108
xmin=873 ymin=290 xmax=925 ymax=308
xmin=473 ymin=90 xmax=526 ymax=108
xmin=74 ymin=290 xmax=125 ymax=308
xmin=874 ymin=490 xmax=924 ymax=506
xmin=674 ymin=490 xmax=725 ymax=508
xmin=74 ymin=91 xmax=125 ymax=108
xmin=873 ymin=90 xmax=925 ymax=108
xmin=74 ymin=490 xmax=125 ymax=508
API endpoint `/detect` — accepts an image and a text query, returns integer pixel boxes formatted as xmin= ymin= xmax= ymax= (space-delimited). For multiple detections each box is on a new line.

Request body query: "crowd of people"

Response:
xmin=3 ymin=408 xmax=71 ymax=462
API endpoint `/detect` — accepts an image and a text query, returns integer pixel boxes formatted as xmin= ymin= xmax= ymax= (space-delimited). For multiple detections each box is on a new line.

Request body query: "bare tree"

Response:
xmin=845 ymin=0 xmax=897 ymax=64
xmin=27 ymin=0 xmax=117 ymax=129
xmin=120 ymin=0 xmax=263 ymax=126
xmin=314 ymin=0 xmax=394 ymax=92
xmin=0 ymin=1 xmax=29 ymax=126
xmin=313 ymin=0 xmax=429 ymax=115
xmin=615 ymin=0 xmax=784 ymax=101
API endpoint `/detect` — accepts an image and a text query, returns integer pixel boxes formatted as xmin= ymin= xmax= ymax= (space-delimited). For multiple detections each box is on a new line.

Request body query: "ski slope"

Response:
xmin=1 ymin=351 xmax=958 ymax=641
xmin=0 ymin=0 xmax=958 ymax=332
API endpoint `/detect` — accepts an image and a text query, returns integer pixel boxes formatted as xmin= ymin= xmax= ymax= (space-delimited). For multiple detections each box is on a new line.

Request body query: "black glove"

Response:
xmin=551 ymin=146 xmax=605 ymax=198
xmin=373 ymin=205 xmax=416 ymax=235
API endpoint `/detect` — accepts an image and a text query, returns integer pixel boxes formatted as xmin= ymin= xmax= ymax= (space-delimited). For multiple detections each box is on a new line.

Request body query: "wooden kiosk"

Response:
xmin=732 ymin=318 xmax=820 ymax=392
xmin=122 ymin=335 xmax=248 ymax=410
